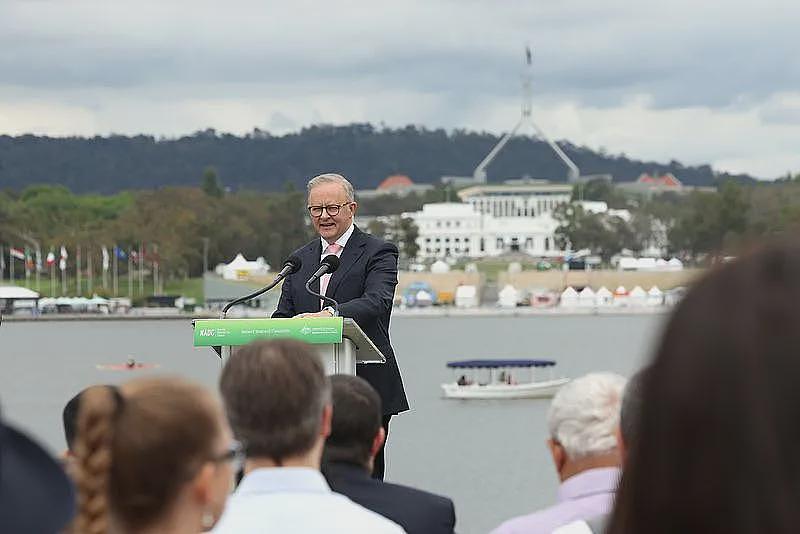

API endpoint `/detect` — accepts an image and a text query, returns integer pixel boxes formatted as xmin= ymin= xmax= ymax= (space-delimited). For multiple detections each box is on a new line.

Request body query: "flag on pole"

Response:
xmin=25 ymin=248 xmax=35 ymax=271
xmin=10 ymin=247 xmax=25 ymax=261
xmin=114 ymin=246 xmax=127 ymax=260
xmin=46 ymin=250 xmax=56 ymax=267
xmin=102 ymin=246 xmax=110 ymax=271
xmin=59 ymin=246 xmax=68 ymax=271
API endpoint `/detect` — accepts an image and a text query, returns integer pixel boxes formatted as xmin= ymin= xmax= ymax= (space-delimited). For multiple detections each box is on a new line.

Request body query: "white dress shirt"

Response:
xmin=320 ymin=222 xmax=355 ymax=262
xmin=212 ymin=467 xmax=406 ymax=534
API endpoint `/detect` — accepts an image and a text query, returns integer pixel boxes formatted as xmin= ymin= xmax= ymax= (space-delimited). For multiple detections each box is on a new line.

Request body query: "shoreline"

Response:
xmin=2 ymin=306 xmax=670 ymax=322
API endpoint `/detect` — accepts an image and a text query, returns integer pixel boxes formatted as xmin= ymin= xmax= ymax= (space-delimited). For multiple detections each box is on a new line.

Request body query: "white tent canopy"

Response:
xmin=498 ymin=284 xmax=519 ymax=308
xmin=595 ymin=286 xmax=613 ymax=306
xmin=431 ymin=260 xmax=450 ymax=274
xmin=560 ymin=286 xmax=579 ymax=307
xmin=578 ymin=287 xmax=596 ymax=307
xmin=667 ymin=257 xmax=684 ymax=270
xmin=647 ymin=286 xmax=664 ymax=306
xmin=0 ymin=286 xmax=40 ymax=299
xmin=455 ymin=285 xmax=478 ymax=308
xmin=219 ymin=254 xmax=270 ymax=280
xmin=629 ymin=285 xmax=648 ymax=306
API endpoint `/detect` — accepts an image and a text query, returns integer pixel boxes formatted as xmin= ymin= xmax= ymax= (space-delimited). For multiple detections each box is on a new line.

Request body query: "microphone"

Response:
xmin=275 ymin=254 xmax=303 ymax=279
xmin=307 ymin=254 xmax=340 ymax=285
xmin=221 ymin=254 xmax=302 ymax=316
xmin=305 ymin=255 xmax=341 ymax=314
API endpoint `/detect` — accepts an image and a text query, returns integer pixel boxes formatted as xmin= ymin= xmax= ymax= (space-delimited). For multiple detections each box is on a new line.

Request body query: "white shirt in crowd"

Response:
xmin=212 ymin=467 xmax=406 ymax=534
xmin=553 ymin=520 xmax=594 ymax=534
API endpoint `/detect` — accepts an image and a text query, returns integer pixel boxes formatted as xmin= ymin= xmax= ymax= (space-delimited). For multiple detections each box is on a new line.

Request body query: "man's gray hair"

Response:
xmin=547 ymin=372 xmax=627 ymax=459
xmin=307 ymin=173 xmax=355 ymax=202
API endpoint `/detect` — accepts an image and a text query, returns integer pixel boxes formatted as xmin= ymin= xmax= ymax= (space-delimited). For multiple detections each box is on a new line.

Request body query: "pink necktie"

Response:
xmin=319 ymin=243 xmax=343 ymax=307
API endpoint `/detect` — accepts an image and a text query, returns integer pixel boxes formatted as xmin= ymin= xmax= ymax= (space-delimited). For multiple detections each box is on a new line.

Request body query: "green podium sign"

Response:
xmin=193 ymin=317 xmax=343 ymax=347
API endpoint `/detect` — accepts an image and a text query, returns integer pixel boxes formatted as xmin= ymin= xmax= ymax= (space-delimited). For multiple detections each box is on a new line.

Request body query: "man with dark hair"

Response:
xmin=213 ymin=339 xmax=404 ymax=534
xmin=323 ymin=375 xmax=456 ymax=534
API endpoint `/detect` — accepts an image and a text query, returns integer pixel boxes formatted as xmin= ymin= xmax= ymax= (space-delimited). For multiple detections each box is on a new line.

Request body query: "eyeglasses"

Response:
xmin=307 ymin=203 xmax=351 ymax=218
xmin=212 ymin=440 xmax=246 ymax=469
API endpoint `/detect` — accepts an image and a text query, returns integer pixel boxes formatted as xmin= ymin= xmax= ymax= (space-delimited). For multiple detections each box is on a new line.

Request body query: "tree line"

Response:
xmin=0 ymin=180 xmax=312 ymax=281
xmin=554 ymin=176 xmax=800 ymax=262
xmin=0 ymin=124 xmax=756 ymax=194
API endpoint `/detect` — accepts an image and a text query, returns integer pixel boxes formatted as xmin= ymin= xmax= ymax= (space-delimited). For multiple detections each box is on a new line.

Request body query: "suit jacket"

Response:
xmin=273 ymin=226 xmax=409 ymax=415
xmin=323 ymin=462 xmax=456 ymax=534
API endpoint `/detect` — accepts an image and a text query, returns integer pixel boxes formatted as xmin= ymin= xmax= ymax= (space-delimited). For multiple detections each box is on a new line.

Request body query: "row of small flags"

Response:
xmin=0 ymin=245 xmax=158 ymax=272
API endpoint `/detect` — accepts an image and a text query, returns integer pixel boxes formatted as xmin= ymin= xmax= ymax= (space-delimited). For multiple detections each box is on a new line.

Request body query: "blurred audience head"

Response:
xmin=0 ymin=411 xmax=76 ymax=532
xmin=547 ymin=372 xmax=627 ymax=481
xmin=322 ymin=375 xmax=384 ymax=473
xmin=617 ymin=368 xmax=646 ymax=460
xmin=219 ymin=339 xmax=332 ymax=468
xmin=609 ymin=243 xmax=800 ymax=534
xmin=72 ymin=377 xmax=235 ymax=534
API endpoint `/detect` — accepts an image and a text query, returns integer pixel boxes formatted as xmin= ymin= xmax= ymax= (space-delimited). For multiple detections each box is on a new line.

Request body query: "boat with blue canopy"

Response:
xmin=442 ymin=359 xmax=569 ymax=399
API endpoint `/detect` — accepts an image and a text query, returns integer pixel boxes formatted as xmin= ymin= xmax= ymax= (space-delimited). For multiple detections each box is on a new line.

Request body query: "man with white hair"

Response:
xmin=491 ymin=372 xmax=627 ymax=534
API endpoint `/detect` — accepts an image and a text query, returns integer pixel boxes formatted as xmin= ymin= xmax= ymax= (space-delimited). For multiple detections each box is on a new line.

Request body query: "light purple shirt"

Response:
xmin=490 ymin=467 xmax=620 ymax=534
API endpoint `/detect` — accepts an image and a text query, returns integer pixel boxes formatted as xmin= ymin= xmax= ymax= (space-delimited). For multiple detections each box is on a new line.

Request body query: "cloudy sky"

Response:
xmin=1 ymin=0 xmax=798 ymax=179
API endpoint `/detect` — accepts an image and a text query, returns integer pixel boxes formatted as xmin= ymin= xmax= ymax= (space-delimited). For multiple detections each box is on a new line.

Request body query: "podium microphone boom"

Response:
xmin=305 ymin=255 xmax=341 ymax=314
xmin=221 ymin=254 xmax=302 ymax=316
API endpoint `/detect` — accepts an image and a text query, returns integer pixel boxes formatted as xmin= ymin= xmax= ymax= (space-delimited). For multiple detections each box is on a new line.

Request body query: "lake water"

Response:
xmin=0 ymin=313 xmax=665 ymax=533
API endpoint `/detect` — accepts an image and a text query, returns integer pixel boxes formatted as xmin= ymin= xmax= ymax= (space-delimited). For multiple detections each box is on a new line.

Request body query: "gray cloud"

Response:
xmin=1 ymin=0 xmax=800 ymax=178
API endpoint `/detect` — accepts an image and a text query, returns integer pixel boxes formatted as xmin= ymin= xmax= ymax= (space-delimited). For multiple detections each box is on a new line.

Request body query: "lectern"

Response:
xmin=192 ymin=317 xmax=385 ymax=375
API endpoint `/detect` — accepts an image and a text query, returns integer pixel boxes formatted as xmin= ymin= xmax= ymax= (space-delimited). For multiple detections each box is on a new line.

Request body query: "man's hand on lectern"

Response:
xmin=293 ymin=311 xmax=334 ymax=319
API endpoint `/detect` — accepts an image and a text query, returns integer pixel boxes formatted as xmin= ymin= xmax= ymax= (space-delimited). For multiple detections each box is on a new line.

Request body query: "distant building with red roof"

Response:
xmin=378 ymin=174 xmax=414 ymax=190
xmin=358 ymin=174 xmax=434 ymax=199
xmin=635 ymin=173 xmax=683 ymax=187
xmin=617 ymin=172 xmax=713 ymax=197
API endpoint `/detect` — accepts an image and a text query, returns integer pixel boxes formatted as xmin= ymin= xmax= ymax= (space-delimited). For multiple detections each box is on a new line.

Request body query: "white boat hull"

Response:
xmin=441 ymin=378 xmax=570 ymax=399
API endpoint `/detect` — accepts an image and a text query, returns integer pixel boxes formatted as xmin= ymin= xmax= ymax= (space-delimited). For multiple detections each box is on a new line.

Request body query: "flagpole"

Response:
xmin=10 ymin=246 xmax=14 ymax=283
xmin=24 ymin=246 xmax=30 ymax=287
xmin=128 ymin=248 xmax=133 ymax=298
xmin=0 ymin=246 xmax=5 ymax=281
xmin=153 ymin=244 xmax=159 ymax=296
xmin=76 ymin=245 xmax=82 ymax=296
xmin=87 ymin=248 xmax=93 ymax=295
xmin=139 ymin=242 xmax=144 ymax=295
xmin=113 ymin=246 xmax=119 ymax=296
xmin=102 ymin=246 xmax=109 ymax=290
xmin=58 ymin=245 xmax=67 ymax=295
xmin=35 ymin=245 xmax=41 ymax=292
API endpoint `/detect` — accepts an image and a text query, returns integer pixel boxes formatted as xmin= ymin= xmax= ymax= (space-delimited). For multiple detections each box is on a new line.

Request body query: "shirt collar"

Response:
xmin=320 ymin=222 xmax=355 ymax=251
xmin=236 ymin=467 xmax=332 ymax=496
xmin=557 ymin=467 xmax=621 ymax=502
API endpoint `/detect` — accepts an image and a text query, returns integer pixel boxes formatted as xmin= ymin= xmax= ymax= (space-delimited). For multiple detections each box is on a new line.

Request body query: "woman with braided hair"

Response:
xmin=71 ymin=377 xmax=239 ymax=534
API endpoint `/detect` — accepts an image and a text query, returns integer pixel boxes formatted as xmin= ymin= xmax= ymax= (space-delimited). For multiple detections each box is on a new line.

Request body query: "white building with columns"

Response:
xmin=405 ymin=181 xmax=573 ymax=260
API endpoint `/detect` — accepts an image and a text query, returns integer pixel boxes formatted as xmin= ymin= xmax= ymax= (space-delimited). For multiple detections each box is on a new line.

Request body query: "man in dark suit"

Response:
xmin=323 ymin=375 xmax=456 ymax=534
xmin=273 ymin=173 xmax=409 ymax=479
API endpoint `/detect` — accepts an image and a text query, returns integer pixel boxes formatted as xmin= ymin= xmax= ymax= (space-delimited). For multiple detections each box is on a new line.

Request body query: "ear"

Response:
xmin=350 ymin=201 xmax=358 ymax=216
xmin=320 ymin=404 xmax=333 ymax=439
xmin=615 ymin=424 xmax=627 ymax=462
xmin=370 ymin=427 xmax=386 ymax=460
xmin=547 ymin=439 xmax=566 ymax=474
xmin=190 ymin=462 xmax=215 ymax=505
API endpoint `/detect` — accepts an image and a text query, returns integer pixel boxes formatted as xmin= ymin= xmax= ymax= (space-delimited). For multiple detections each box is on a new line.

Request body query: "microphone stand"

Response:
xmin=215 ymin=272 xmax=288 ymax=360
xmin=221 ymin=277 xmax=284 ymax=318
xmin=305 ymin=278 xmax=340 ymax=316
